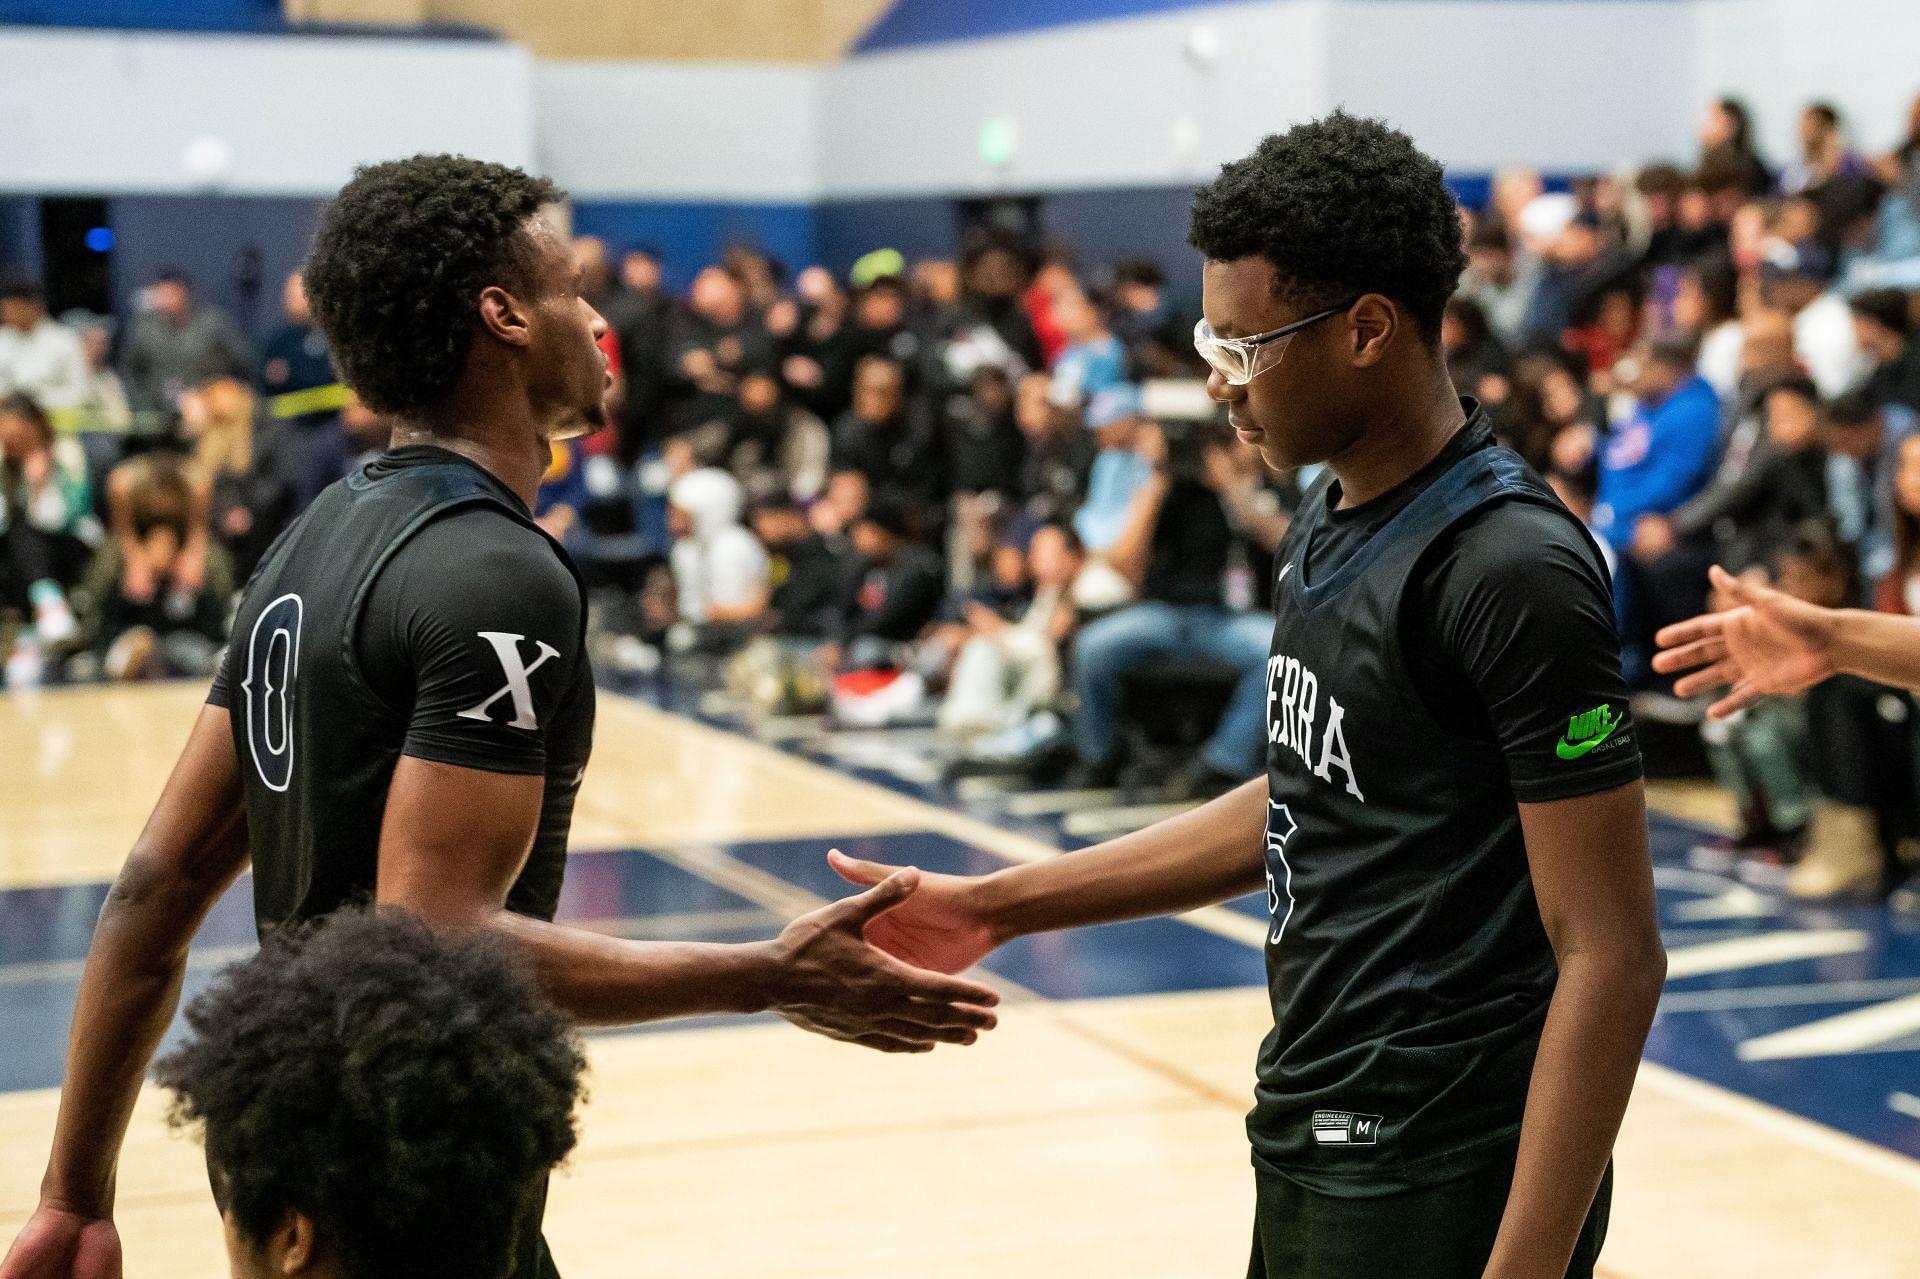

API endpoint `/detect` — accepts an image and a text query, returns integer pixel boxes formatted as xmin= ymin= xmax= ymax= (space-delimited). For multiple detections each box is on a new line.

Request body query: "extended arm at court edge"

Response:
xmin=826 ymin=778 xmax=1270 ymax=976
xmin=4 ymin=706 xmax=252 ymax=1278
xmin=1480 ymin=783 xmax=1665 ymax=1279
xmin=374 ymin=755 xmax=1000 ymax=1051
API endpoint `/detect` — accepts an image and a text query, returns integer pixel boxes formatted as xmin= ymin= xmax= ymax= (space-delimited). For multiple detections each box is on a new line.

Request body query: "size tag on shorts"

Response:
xmin=1311 ymin=1110 xmax=1382 ymax=1146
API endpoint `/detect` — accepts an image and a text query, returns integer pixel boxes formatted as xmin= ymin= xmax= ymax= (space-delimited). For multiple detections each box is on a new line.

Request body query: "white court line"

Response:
xmin=1062 ymin=801 xmax=1201 ymax=838
xmin=1637 ymin=1061 xmax=1920 ymax=1190
xmin=1890 ymin=1092 xmax=1920 ymax=1121
xmin=1003 ymin=787 xmax=1123 ymax=816
xmin=1658 ymin=977 xmax=1920 ymax=1013
xmin=1664 ymin=929 xmax=1869 ymax=978
xmin=1737 ymin=992 xmax=1920 ymax=1061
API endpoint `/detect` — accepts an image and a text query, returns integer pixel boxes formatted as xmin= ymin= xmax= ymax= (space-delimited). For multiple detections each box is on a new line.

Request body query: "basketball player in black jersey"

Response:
xmin=2 ymin=156 xmax=998 ymax=1279
xmin=828 ymin=114 xmax=1664 ymax=1279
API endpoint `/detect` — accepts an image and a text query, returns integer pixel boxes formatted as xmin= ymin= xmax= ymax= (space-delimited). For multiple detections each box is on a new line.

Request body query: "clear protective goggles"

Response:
xmin=1192 ymin=301 xmax=1354 ymax=386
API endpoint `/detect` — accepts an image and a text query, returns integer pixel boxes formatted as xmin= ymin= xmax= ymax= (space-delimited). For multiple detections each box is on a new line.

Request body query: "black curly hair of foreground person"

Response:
xmin=304 ymin=154 xmax=563 ymax=417
xmin=1188 ymin=111 xmax=1467 ymax=341
xmin=153 ymin=908 xmax=586 ymax=1279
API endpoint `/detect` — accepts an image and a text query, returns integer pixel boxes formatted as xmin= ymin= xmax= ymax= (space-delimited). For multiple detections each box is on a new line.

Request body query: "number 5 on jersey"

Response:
xmin=1265 ymin=800 xmax=1298 ymax=945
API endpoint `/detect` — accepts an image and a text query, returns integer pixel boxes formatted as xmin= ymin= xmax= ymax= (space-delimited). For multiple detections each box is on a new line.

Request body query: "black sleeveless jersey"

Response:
xmin=1250 ymin=433 xmax=1632 ymax=1196
xmin=209 ymin=447 xmax=593 ymax=932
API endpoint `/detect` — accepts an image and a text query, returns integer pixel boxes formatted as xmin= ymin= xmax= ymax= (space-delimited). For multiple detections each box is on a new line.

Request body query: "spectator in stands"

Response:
xmin=751 ymin=498 xmax=857 ymax=640
xmin=176 ymin=376 xmax=296 ymax=583
xmin=810 ymin=468 xmax=870 ymax=538
xmin=535 ymin=436 xmax=588 ymax=552
xmin=1823 ymin=391 xmax=1913 ymax=588
xmin=946 ymin=364 xmax=1026 ymax=505
xmin=257 ymin=271 xmax=350 ymax=509
xmin=1759 ymin=238 xmax=1867 ymax=398
xmin=1636 ymin=375 xmax=1828 ymax=584
xmin=841 ymin=493 xmax=947 ymax=669
xmin=0 ymin=394 xmax=84 ymax=650
xmin=603 ymin=245 xmax=677 ymax=463
xmin=1441 ymin=296 xmax=1508 ymax=405
xmin=66 ymin=313 xmax=132 ymax=449
xmin=1495 ymin=350 xmax=1599 ymax=478
xmin=1520 ymin=210 xmax=1628 ymax=348
xmin=1071 ymin=384 xmax=1155 ymax=564
xmin=82 ymin=452 xmax=232 ymax=679
xmin=1595 ymin=334 xmax=1724 ymax=678
xmin=1063 ymin=420 xmax=1271 ymax=798
xmin=1110 ymin=258 xmax=1195 ymax=378
xmin=1674 ymin=254 xmax=1745 ymax=400
xmin=935 ymin=230 xmax=1043 ymax=394
xmin=1457 ymin=218 xmax=1537 ymax=347
xmin=573 ymin=234 xmax=616 ymax=310
xmin=1635 ymin=163 xmax=1701 ymax=270
xmin=153 ymin=909 xmax=584 ymax=1279
xmin=1048 ymin=286 xmax=1126 ymax=406
xmin=938 ymin=522 xmax=1084 ymax=756
xmin=713 ymin=369 xmax=830 ymax=507
xmin=121 ymin=272 xmax=253 ymax=431
xmin=1698 ymin=96 xmax=1772 ymax=197
xmin=779 ymin=267 xmax=857 ymax=424
xmin=829 ymin=354 xmax=945 ymax=526
xmin=673 ymin=266 xmax=771 ymax=436
xmin=668 ymin=466 xmax=768 ymax=640
xmin=1024 ymin=249 xmax=1077 ymax=369
xmin=1880 ymin=432 xmax=1920 ymax=613
xmin=1016 ymin=371 xmax=1093 ymax=526
xmin=1781 ymin=102 xmax=1871 ymax=196
xmin=1851 ymin=288 xmax=1920 ymax=412
xmin=0 ymin=279 xmax=87 ymax=419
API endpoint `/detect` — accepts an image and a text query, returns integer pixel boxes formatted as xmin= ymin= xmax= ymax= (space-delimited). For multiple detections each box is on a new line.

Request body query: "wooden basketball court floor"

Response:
xmin=3 ymin=681 xmax=1919 ymax=1278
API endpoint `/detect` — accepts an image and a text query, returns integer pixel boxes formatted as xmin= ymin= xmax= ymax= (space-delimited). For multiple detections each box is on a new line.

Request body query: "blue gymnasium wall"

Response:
xmin=0 ymin=0 xmax=279 ymax=31
xmin=853 ymin=0 xmax=1264 ymax=53
xmin=566 ymin=203 xmax=819 ymax=295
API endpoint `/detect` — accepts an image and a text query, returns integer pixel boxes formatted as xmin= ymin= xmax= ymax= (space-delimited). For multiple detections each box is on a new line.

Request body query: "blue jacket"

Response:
xmin=1593 ymin=374 xmax=1722 ymax=550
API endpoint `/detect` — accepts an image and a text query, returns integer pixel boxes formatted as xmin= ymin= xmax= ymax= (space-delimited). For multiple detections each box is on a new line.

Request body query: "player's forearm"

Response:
xmin=1831 ymin=608 xmax=1920 ymax=691
xmin=487 ymin=911 xmax=777 ymax=1027
xmin=1482 ymin=947 xmax=1664 ymax=1279
xmin=977 ymin=777 xmax=1267 ymax=939
xmin=40 ymin=859 xmax=226 ymax=1213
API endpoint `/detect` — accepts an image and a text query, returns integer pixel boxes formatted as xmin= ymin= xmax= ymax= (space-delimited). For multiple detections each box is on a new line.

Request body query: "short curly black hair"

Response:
xmin=305 ymin=154 xmax=563 ymax=416
xmin=1189 ymin=111 xmax=1466 ymax=342
xmin=154 ymin=908 xmax=585 ymax=1279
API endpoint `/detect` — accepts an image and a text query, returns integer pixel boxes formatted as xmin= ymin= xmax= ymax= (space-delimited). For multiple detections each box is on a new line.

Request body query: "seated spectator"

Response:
xmin=1823 ymin=391 xmax=1915 ymax=589
xmin=1674 ymin=254 xmax=1745 ymax=400
xmin=1016 ymin=371 xmax=1094 ymax=526
xmin=1882 ymin=431 xmax=1920 ymax=614
xmin=1495 ymin=350 xmax=1599 ymax=478
xmin=258 ymin=270 xmax=352 ymax=509
xmin=706 ymin=369 xmax=831 ymax=507
xmin=841 ymin=494 xmax=946 ymax=670
xmin=603 ymin=244 xmax=678 ymax=463
xmin=0 ymin=278 xmax=87 ymax=423
xmin=1065 ymin=422 xmax=1271 ymax=797
xmin=153 ymin=908 xmax=585 ymax=1279
xmin=120 ymin=272 xmax=253 ymax=433
xmin=535 ymin=435 xmax=589 ymax=551
xmin=936 ymin=231 xmax=1043 ymax=394
xmin=829 ymin=354 xmax=946 ymax=526
xmin=178 ymin=377 xmax=297 ymax=582
xmin=1109 ymin=258 xmax=1198 ymax=378
xmin=1048 ymin=286 xmax=1127 ymax=406
xmin=1780 ymin=102 xmax=1871 ymax=197
xmin=0 ymin=395 xmax=86 ymax=652
xmin=1594 ymin=335 xmax=1723 ymax=678
xmin=939 ymin=522 xmax=1084 ymax=754
xmin=1441 ymin=296 xmax=1509 ymax=405
xmin=1698 ymin=96 xmax=1773 ymax=198
xmin=1760 ymin=233 xmax=1869 ymax=398
xmin=1640 ymin=375 xmax=1828 ymax=578
xmin=1071 ymin=384 xmax=1155 ymax=556
xmin=1457 ymin=218 xmax=1537 ymax=347
xmin=668 ymin=466 xmax=769 ymax=638
xmin=673 ymin=266 xmax=772 ymax=435
xmin=81 ymin=452 xmax=233 ymax=679
xmin=63 ymin=312 xmax=133 ymax=479
xmin=1519 ymin=209 xmax=1631 ymax=348
xmin=1850 ymin=288 xmax=1920 ymax=412
xmin=750 ymin=498 xmax=857 ymax=640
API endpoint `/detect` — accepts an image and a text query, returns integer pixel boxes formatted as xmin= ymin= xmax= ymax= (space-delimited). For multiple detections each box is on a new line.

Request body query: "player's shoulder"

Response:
xmin=386 ymin=504 xmax=582 ymax=615
xmin=1430 ymin=493 xmax=1610 ymax=596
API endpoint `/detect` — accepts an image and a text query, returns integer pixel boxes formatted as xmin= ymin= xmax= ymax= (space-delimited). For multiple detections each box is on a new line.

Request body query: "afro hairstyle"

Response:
xmin=154 ymin=907 xmax=585 ymax=1279
xmin=1189 ymin=111 xmax=1467 ymax=342
xmin=304 ymin=154 xmax=562 ymax=417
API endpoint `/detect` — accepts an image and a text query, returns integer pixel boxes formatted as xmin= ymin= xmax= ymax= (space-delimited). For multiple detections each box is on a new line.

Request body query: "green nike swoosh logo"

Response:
xmin=1556 ymin=718 xmax=1620 ymax=760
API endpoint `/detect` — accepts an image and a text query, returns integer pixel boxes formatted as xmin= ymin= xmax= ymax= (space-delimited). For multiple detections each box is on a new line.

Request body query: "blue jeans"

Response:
xmin=1071 ymin=601 xmax=1273 ymax=776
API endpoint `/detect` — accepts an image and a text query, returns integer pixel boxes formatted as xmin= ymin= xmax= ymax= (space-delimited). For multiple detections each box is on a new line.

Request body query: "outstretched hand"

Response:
xmin=827 ymin=849 xmax=1001 ymax=976
xmin=0 ymin=1203 xmax=122 ymax=1279
xmin=1652 ymin=564 xmax=1840 ymax=718
xmin=768 ymin=866 xmax=1000 ymax=1053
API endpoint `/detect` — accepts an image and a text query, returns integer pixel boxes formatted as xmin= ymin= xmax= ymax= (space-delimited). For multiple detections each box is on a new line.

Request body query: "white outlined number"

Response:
xmin=1264 ymin=801 xmax=1298 ymax=944
xmin=241 ymin=593 xmax=303 ymax=793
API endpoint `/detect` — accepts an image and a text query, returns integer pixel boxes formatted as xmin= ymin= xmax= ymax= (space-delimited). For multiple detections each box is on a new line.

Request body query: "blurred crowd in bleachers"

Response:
xmin=4 ymin=91 xmax=1920 ymax=901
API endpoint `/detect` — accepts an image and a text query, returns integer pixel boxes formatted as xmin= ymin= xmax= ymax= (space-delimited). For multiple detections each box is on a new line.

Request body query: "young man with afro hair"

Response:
xmin=155 ymin=908 xmax=585 ymax=1279
xmin=825 ymin=112 xmax=1663 ymax=1278
xmin=2 ymin=155 xmax=999 ymax=1279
